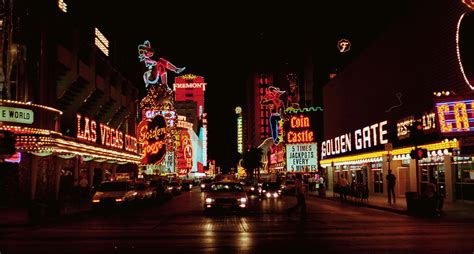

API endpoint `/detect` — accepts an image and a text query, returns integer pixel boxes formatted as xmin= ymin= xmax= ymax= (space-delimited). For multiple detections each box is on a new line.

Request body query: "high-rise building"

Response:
xmin=174 ymin=74 xmax=207 ymax=170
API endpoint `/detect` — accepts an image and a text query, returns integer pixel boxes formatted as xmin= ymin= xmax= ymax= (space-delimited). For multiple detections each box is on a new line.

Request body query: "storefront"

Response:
xmin=320 ymin=116 xmax=459 ymax=201
xmin=0 ymin=100 xmax=140 ymax=206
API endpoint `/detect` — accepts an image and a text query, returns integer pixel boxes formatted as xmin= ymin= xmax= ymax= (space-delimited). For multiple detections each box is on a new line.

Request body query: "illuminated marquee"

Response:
xmin=321 ymin=120 xmax=389 ymax=159
xmin=95 ymin=28 xmax=109 ymax=56
xmin=76 ymin=113 xmax=137 ymax=153
xmin=286 ymin=143 xmax=318 ymax=172
xmin=435 ymin=98 xmax=474 ymax=134
xmin=286 ymin=113 xmax=316 ymax=144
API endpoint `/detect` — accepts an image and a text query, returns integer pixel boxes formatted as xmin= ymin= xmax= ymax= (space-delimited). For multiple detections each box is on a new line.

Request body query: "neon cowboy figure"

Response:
xmin=138 ymin=40 xmax=185 ymax=90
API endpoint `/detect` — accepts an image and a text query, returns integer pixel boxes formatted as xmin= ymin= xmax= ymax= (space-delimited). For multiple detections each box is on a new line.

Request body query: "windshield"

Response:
xmin=263 ymin=182 xmax=280 ymax=189
xmin=211 ymin=183 xmax=244 ymax=192
xmin=99 ymin=182 xmax=128 ymax=192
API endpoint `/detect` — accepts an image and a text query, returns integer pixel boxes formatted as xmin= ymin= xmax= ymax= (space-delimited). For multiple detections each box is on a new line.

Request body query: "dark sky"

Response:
xmin=77 ymin=0 xmax=409 ymax=168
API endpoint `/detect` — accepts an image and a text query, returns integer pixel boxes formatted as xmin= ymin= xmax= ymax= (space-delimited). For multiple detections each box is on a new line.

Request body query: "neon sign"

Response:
xmin=138 ymin=40 xmax=185 ymax=90
xmin=138 ymin=115 xmax=167 ymax=165
xmin=95 ymin=28 xmax=109 ymax=56
xmin=58 ymin=0 xmax=67 ymax=13
xmin=261 ymin=86 xmax=286 ymax=145
xmin=436 ymin=99 xmax=474 ymax=134
xmin=236 ymin=107 xmax=243 ymax=154
xmin=76 ymin=113 xmax=137 ymax=153
xmin=337 ymin=39 xmax=351 ymax=53
xmin=286 ymin=114 xmax=315 ymax=144
xmin=462 ymin=0 xmax=474 ymax=10
xmin=76 ymin=114 xmax=97 ymax=143
xmin=321 ymin=120 xmax=389 ymax=159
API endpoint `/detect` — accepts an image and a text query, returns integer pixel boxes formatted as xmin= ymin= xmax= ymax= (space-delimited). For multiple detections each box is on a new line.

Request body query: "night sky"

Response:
xmin=77 ymin=0 xmax=409 ymax=168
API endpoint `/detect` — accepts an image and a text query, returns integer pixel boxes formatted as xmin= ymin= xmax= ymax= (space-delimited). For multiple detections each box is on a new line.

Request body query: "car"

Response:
xmin=282 ymin=179 xmax=296 ymax=194
xmin=181 ymin=179 xmax=194 ymax=191
xmin=200 ymin=178 xmax=214 ymax=192
xmin=92 ymin=181 xmax=138 ymax=207
xmin=149 ymin=179 xmax=172 ymax=199
xmin=134 ymin=182 xmax=156 ymax=201
xmin=204 ymin=182 xmax=248 ymax=212
xmin=169 ymin=181 xmax=183 ymax=195
xmin=240 ymin=181 xmax=258 ymax=195
xmin=260 ymin=182 xmax=282 ymax=199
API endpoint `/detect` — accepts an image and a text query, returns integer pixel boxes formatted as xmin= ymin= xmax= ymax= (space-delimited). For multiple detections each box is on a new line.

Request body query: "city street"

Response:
xmin=1 ymin=188 xmax=473 ymax=254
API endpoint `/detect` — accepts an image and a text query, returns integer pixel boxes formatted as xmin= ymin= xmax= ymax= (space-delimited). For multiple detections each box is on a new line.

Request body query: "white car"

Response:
xmin=92 ymin=181 xmax=138 ymax=207
xmin=204 ymin=182 xmax=248 ymax=212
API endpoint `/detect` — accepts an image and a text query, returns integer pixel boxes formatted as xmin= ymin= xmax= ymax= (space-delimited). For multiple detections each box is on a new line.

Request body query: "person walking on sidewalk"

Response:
xmin=386 ymin=169 xmax=396 ymax=205
xmin=338 ymin=175 xmax=349 ymax=203
xmin=287 ymin=173 xmax=307 ymax=218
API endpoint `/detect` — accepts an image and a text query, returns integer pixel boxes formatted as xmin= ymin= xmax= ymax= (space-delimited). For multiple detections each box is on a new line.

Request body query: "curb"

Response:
xmin=308 ymin=193 xmax=408 ymax=215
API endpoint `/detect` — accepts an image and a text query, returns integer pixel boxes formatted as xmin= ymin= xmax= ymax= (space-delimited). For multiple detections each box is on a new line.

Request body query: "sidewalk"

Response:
xmin=309 ymin=190 xmax=474 ymax=220
xmin=0 ymin=200 xmax=92 ymax=228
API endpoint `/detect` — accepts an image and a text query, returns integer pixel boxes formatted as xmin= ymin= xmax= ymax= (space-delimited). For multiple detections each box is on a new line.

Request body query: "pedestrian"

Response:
xmin=287 ymin=173 xmax=307 ymax=218
xmin=318 ymin=175 xmax=325 ymax=197
xmin=338 ymin=175 xmax=349 ymax=203
xmin=386 ymin=169 xmax=396 ymax=205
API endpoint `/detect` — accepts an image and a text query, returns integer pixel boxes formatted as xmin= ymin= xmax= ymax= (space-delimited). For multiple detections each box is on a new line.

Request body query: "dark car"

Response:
xmin=149 ymin=179 xmax=172 ymax=199
xmin=200 ymin=178 xmax=214 ymax=192
xmin=169 ymin=181 xmax=183 ymax=195
xmin=282 ymin=180 xmax=296 ymax=194
xmin=241 ymin=181 xmax=258 ymax=196
xmin=182 ymin=179 xmax=194 ymax=191
xmin=260 ymin=182 xmax=282 ymax=199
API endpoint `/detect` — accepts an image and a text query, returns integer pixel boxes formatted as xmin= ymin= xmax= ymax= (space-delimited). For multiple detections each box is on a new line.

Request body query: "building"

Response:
xmin=320 ymin=0 xmax=474 ymax=204
xmin=173 ymin=74 xmax=207 ymax=172
xmin=0 ymin=1 xmax=140 ymax=209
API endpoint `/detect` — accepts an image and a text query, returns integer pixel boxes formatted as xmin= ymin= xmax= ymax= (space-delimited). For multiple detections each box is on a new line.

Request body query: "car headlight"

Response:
xmin=189 ymin=184 xmax=193 ymax=188
xmin=266 ymin=193 xmax=271 ymax=198
xmin=168 ymin=187 xmax=173 ymax=190
xmin=273 ymin=193 xmax=279 ymax=198
xmin=201 ymin=184 xmax=205 ymax=188
xmin=263 ymin=190 xmax=266 ymax=193
xmin=240 ymin=197 xmax=247 ymax=203
xmin=251 ymin=187 xmax=255 ymax=191
xmin=205 ymin=198 xmax=214 ymax=203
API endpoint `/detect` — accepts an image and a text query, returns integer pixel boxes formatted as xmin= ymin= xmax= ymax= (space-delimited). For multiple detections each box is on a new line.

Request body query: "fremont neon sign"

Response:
xmin=286 ymin=114 xmax=315 ymax=144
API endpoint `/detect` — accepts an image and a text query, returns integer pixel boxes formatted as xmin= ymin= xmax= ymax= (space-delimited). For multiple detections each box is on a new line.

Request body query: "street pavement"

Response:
xmin=1 ymin=188 xmax=473 ymax=254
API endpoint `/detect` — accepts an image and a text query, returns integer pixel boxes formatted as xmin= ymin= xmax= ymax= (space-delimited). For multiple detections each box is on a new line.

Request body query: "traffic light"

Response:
xmin=410 ymin=148 xmax=428 ymax=160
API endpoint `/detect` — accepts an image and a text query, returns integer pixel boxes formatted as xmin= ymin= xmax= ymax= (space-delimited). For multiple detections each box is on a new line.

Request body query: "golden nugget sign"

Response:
xmin=76 ymin=114 xmax=137 ymax=153
xmin=138 ymin=114 xmax=167 ymax=165
xmin=321 ymin=121 xmax=389 ymax=159
xmin=286 ymin=114 xmax=315 ymax=143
